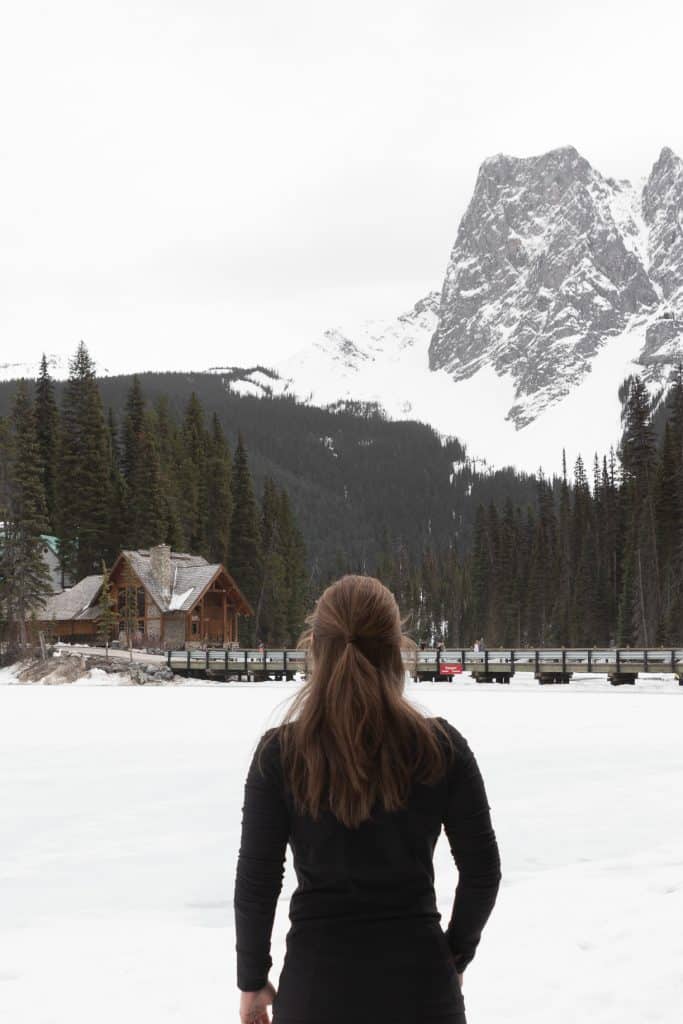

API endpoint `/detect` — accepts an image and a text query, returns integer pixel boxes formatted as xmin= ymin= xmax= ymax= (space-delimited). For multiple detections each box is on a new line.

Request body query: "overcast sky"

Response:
xmin=2 ymin=0 xmax=682 ymax=377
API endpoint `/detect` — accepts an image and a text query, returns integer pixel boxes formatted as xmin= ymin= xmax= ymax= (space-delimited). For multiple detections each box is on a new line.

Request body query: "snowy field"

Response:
xmin=1 ymin=669 xmax=682 ymax=1024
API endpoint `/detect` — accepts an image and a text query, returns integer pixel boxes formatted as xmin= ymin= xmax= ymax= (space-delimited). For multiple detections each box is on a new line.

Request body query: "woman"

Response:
xmin=234 ymin=575 xmax=501 ymax=1023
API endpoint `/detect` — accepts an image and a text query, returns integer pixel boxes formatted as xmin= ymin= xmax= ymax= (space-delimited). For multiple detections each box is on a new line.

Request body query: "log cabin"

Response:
xmin=37 ymin=544 xmax=252 ymax=648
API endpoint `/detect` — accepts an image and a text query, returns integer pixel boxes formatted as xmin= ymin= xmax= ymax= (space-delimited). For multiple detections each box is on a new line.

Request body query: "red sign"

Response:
xmin=440 ymin=662 xmax=462 ymax=675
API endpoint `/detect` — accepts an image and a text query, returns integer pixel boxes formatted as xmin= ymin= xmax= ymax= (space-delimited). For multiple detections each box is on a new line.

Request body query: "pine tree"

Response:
xmin=617 ymin=377 xmax=659 ymax=645
xmin=118 ymin=560 xmax=140 ymax=661
xmin=128 ymin=408 xmax=166 ymax=548
xmin=97 ymin=561 xmax=119 ymax=656
xmin=254 ymin=477 xmax=288 ymax=644
xmin=0 ymin=383 xmax=53 ymax=648
xmin=55 ymin=342 xmax=112 ymax=580
xmin=469 ymin=503 xmax=489 ymax=643
xmin=120 ymin=377 xmax=146 ymax=546
xmin=34 ymin=354 xmax=59 ymax=531
xmin=551 ymin=452 xmax=572 ymax=645
xmin=178 ymin=393 xmax=209 ymax=556
xmin=206 ymin=413 xmax=232 ymax=565
xmin=105 ymin=408 xmax=126 ymax=561
xmin=229 ymin=433 xmax=262 ymax=645
xmin=154 ymin=395 xmax=184 ymax=549
xmin=122 ymin=377 xmax=145 ymax=482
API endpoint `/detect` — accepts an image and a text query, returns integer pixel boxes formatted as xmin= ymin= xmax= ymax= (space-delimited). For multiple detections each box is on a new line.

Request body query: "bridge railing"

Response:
xmin=166 ymin=647 xmax=683 ymax=678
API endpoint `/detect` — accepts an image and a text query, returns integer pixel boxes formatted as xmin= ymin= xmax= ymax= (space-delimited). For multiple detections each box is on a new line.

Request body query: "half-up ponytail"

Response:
xmin=272 ymin=574 xmax=456 ymax=828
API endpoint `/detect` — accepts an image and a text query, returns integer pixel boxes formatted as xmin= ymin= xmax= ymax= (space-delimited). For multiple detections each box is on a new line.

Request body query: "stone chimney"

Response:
xmin=149 ymin=544 xmax=172 ymax=603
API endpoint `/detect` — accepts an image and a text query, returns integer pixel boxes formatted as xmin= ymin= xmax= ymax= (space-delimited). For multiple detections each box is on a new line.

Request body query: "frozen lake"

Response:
xmin=1 ymin=671 xmax=682 ymax=1023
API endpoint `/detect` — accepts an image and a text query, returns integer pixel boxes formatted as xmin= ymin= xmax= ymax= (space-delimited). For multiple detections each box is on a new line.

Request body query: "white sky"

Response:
xmin=2 ymin=0 xmax=683 ymax=377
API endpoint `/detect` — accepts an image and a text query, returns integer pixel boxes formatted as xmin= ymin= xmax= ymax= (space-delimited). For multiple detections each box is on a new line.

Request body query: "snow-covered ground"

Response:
xmin=1 ymin=670 xmax=682 ymax=1023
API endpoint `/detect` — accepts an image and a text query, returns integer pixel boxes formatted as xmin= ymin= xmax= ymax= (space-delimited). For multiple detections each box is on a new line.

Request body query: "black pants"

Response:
xmin=272 ymin=920 xmax=467 ymax=1024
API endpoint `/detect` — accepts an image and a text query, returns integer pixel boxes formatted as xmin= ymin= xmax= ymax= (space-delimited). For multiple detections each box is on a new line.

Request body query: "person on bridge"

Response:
xmin=233 ymin=574 xmax=502 ymax=1024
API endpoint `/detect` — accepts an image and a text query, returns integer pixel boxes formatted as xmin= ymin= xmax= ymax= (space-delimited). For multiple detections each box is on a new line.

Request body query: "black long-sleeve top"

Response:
xmin=233 ymin=715 xmax=501 ymax=992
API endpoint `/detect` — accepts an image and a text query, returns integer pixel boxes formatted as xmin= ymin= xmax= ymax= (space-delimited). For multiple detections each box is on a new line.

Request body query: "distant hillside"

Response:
xmin=0 ymin=372 xmax=540 ymax=579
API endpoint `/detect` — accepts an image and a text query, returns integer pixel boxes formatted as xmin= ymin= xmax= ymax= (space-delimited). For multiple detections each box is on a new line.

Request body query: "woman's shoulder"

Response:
xmin=255 ymin=723 xmax=294 ymax=768
xmin=428 ymin=714 xmax=466 ymax=741
xmin=427 ymin=715 xmax=473 ymax=763
xmin=256 ymin=724 xmax=285 ymax=756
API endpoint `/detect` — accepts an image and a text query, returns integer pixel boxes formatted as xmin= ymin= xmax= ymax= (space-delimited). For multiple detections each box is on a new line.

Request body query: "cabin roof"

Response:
xmin=41 ymin=574 xmax=103 ymax=622
xmin=116 ymin=549 xmax=253 ymax=616
xmin=39 ymin=547 xmax=252 ymax=622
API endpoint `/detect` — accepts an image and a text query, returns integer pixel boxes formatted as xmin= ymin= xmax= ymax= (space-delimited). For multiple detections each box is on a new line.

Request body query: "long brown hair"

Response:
xmin=261 ymin=574 xmax=456 ymax=829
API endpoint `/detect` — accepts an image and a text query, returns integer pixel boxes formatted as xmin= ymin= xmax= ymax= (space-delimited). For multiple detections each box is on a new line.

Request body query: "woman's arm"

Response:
xmin=441 ymin=727 xmax=501 ymax=974
xmin=234 ymin=729 xmax=289 ymax=992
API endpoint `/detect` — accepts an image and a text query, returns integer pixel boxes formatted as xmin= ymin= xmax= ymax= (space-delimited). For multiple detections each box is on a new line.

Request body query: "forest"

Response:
xmin=376 ymin=370 xmax=683 ymax=648
xmin=0 ymin=344 xmax=308 ymax=647
xmin=2 ymin=343 xmax=682 ymax=649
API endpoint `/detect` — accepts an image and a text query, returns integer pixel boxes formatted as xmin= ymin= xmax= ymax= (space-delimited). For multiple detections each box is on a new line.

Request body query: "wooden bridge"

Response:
xmin=166 ymin=647 xmax=683 ymax=685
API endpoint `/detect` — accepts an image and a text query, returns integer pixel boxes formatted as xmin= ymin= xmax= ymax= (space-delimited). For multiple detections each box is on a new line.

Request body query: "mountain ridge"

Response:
xmin=226 ymin=145 xmax=683 ymax=473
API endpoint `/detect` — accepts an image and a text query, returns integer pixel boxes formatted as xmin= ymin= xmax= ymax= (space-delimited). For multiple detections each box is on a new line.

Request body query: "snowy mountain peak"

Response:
xmin=642 ymin=146 xmax=683 ymax=308
xmin=253 ymin=146 xmax=683 ymax=475
xmin=428 ymin=146 xmax=658 ymax=428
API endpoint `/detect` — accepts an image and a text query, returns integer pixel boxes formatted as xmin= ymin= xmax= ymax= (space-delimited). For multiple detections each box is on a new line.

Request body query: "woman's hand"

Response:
xmin=239 ymin=980 xmax=276 ymax=1024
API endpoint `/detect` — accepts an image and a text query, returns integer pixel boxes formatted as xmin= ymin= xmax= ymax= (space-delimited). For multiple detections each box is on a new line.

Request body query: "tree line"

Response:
xmin=376 ymin=369 xmax=683 ymax=649
xmin=3 ymin=342 xmax=681 ymax=652
xmin=0 ymin=342 xmax=309 ymax=648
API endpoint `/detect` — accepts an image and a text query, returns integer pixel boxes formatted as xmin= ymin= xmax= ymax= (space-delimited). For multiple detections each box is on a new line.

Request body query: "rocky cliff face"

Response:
xmin=427 ymin=146 xmax=670 ymax=427
xmin=227 ymin=146 xmax=683 ymax=473
xmin=643 ymin=147 xmax=683 ymax=306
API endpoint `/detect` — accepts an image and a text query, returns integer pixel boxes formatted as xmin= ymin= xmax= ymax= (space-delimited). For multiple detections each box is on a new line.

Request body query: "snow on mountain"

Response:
xmin=643 ymin=147 xmax=683 ymax=307
xmin=0 ymin=353 xmax=71 ymax=383
xmin=429 ymin=146 xmax=658 ymax=428
xmin=5 ymin=146 xmax=683 ymax=479
xmin=226 ymin=146 xmax=683 ymax=476
xmin=228 ymin=302 xmax=648 ymax=476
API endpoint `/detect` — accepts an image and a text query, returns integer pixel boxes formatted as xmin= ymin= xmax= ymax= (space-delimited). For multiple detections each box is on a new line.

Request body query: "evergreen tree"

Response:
xmin=105 ymin=408 xmax=126 ymax=560
xmin=229 ymin=433 xmax=262 ymax=645
xmin=206 ymin=413 xmax=232 ymax=565
xmin=55 ymin=342 xmax=112 ymax=580
xmin=128 ymin=408 xmax=166 ymax=548
xmin=34 ymin=354 xmax=59 ymax=531
xmin=254 ymin=477 xmax=288 ymax=644
xmin=178 ymin=393 xmax=209 ymax=556
xmin=551 ymin=452 xmax=572 ymax=645
xmin=469 ymin=503 xmax=490 ymax=643
xmin=0 ymin=383 xmax=53 ymax=648
xmin=154 ymin=395 xmax=184 ymax=549
xmin=617 ymin=377 xmax=659 ymax=645
xmin=122 ymin=377 xmax=145 ymax=482
xmin=97 ymin=561 xmax=119 ymax=656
